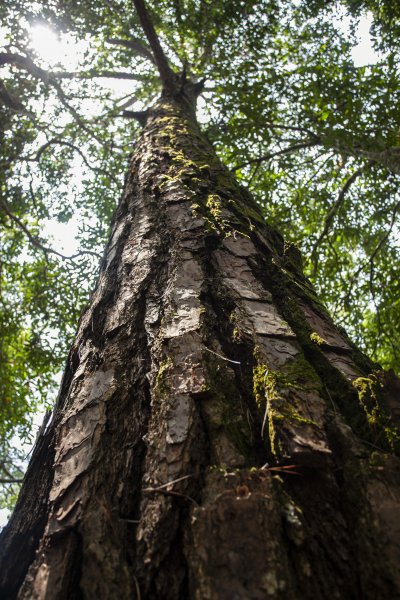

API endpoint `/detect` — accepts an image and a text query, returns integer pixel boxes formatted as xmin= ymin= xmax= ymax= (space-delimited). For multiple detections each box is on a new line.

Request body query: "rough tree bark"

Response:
xmin=1 ymin=79 xmax=400 ymax=599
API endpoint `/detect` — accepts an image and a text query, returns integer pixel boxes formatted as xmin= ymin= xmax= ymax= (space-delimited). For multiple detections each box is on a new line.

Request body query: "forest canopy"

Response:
xmin=0 ymin=0 xmax=399 ymax=509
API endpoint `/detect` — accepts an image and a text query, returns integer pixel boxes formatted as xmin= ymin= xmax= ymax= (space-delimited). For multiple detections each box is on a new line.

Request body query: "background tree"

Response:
xmin=0 ymin=2 xmax=400 ymax=595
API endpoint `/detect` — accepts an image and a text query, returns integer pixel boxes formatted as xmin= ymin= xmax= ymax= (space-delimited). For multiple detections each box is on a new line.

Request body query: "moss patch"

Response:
xmin=154 ymin=356 xmax=174 ymax=398
xmin=353 ymin=374 xmax=400 ymax=453
xmin=253 ymin=359 xmax=320 ymax=458
xmin=310 ymin=331 xmax=327 ymax=346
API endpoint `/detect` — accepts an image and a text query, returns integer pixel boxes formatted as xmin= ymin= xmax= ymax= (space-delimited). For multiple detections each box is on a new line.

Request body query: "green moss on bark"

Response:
xmin=154 ymin=357 xmax=173 ymax=398
xmin=353 ymin=374 xmax=400 ymax=453
xmin=202 ymin=355 xmax=254 ymax=463
xmin=253 ymin=357 xmax=321 ymax=458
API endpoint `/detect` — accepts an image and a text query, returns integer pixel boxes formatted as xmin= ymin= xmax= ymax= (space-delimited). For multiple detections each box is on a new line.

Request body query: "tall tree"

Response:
xmin=1 ymin=0 xmax=400 ymax=597
xmin=1 ymin=1 xmax=400 ymax=499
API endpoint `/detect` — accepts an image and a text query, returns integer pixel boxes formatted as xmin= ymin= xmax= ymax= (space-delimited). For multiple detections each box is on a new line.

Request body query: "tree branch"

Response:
xmin=0 ymin=461 xmax=23 ymax=480
xmin=0 ymin=52 xmax=50 ymax=81
xmin=0 ymin=78 xmax=27 ymax=113
xmin=369 ymin=199 xmax=400 ymax=265
xmin=0 ymin=52 xmax=105 ymax=145
xmin=0 ymin=197 xmax=101 ymax=262
xmin=50 ymin=69 xmax=146 ymax=81
xmin=132 ymin=0 xmax=177 ymax=89
xmin=36 ymin=139 xmax=95 ymax=169
xmin=232 ymin=140 xmax=318 ymax=171
xmin=263 ymin=120 xmax=400 ymax=177
xmin=105 ymin=37 xmax=155 ymax=64
xmin=33 ymin=137 xmax=119 ymax=186
xmin=0 ymin=478 xmax=23 ymax=484
xmin=310 ymin=164 xmax=370 ymax=276
xmin=264 ymin=121 xmax=321 ymax=141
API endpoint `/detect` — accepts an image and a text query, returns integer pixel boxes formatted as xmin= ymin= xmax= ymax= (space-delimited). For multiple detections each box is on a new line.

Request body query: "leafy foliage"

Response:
xmin=0 ymin=0 xmax=399 ymax=509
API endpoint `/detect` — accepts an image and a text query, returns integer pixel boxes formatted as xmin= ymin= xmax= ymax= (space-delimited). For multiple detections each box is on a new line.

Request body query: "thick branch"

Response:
xmin=132 ymin=0 xmax=177 ymax=89
xmin=0 ymin=52 xmax=50 ymax=81
xmin=50 ymin=69 xmax=146 ymax=81
xmin=105 ymin=37 xmax=155 ymax=64
xmin=351 ymin=146 xmax=400 ymax=176
xmin=314 ymin=133 xmax=400 ymax=176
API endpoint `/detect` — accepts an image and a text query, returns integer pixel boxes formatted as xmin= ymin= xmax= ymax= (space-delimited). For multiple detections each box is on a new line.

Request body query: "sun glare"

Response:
xmin=30 ymin=24 xmax=65 ymax=64
xmin=30 ymin=24 xmax=88 ymax=69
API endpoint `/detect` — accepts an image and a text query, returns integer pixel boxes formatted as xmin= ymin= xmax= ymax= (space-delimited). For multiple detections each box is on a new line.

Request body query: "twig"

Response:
xmin=300 ymin=151 xmax=336 ymax=191
xmin=260 ymin=463 xmax=301 ymax=476
xmin=172 ymin=0 xmax=189 ymax=67
xmin=369 ymin=199 xmax=400 ymax=266
xmin=0 ymin=461 xmax=24 ymax=480
xmin=203 ymin=346 xmax=241 ymax=364
xmin=121 ymin=518 xmax=141 ymax=523
xmin=324 ymin=385 xmax=338 ymax=414
xmin=142 ymin=473 xmax=194 ymax=491
xmin=248 ymin=161 xmax=261 ymax=186
xmin=36 ymin=139 xmax=95 ymax=169
xmin=360 ymin=438 xmax=386 ymax=453
xmin=142 ymin=473 xmax=198 ymax=505
xmin=368 ymin=199 xmax=400 ymax=350
xmin=335 ymin=197 xmax=400 ymax=330
xmin=369 ymin=255 xmax=382 ymax=349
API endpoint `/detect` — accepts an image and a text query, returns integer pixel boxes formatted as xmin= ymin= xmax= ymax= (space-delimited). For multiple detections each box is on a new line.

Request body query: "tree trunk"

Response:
xmin=1 ymin=86 xmax=400 ymax=600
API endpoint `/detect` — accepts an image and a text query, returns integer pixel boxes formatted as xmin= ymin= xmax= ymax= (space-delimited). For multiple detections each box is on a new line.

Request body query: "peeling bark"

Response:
xmin=1 ymin=87 xmax=400 ymax=600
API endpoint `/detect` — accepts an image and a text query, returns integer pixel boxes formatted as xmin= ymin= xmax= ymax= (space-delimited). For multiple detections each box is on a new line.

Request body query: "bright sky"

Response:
xmin=0 ymin=11 xmax=385 ymax=529
xmin=348 ymin=13 xmax=385 ymax=66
